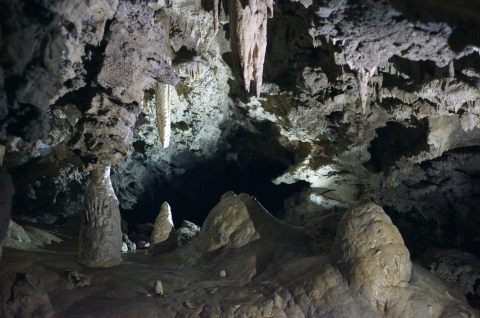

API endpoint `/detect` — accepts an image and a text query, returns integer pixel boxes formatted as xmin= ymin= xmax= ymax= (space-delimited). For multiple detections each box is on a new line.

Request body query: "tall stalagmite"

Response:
xmin=217 ymin=0 xmax=274 ymax=96
xmin=78 ymin=166 xmax=122 ymax=267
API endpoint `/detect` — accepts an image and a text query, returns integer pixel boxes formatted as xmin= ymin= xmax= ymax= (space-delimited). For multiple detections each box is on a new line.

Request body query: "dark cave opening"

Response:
xmin=378 ymin=146 xmax=480 ymax=259
xmin=122 ymin=155 xmax=307 ymax=229
xmin=121 ymin=124 xmax=308 ymax=230
xmin=364 ymin=117 xmax=430 ymax=173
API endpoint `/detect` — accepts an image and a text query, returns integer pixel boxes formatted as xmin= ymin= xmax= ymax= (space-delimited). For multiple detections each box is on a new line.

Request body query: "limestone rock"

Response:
xmin=331 ymin=202 xmax=412 ymax=311
xmin=122 ymin=234 xmax=136 ymax=252
xmin=151 ymin=202 xmax=174 ymax=245
xmin=4 ymin=221 xmax=63 ymax=251
xmin=2 ymin=273 xmax=54 ymax=318
xmin=196 ymin=192 xmax=307 ymax=254
xmin=97 ymin=0 xmax=177 ymax=104
xmin=197 ymin=192 xmax=274 ymax=252
xmin=72 ymin=94 xmax=137 ymax=169
xmin=0 ymin=0 xmax=119 ymax=142
xmin=78 ymin=166 xmax=122 ymax=267
xmin=174 ymin=220 xmax=201 ymax=247
xmin=64 ymin=270 xmax=91 ymax=288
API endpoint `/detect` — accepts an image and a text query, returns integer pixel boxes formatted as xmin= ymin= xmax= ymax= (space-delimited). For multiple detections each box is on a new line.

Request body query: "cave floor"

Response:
xmin=0 ymin=243 xmax=240 ymax=317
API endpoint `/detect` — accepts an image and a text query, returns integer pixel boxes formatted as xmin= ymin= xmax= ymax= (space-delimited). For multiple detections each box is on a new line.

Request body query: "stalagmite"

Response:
xmin=78 ymin=165 xmax=122 ymax=267
xmin=213 ymin=0 xmax=273 ymax=96
xmin=154 ymin=280 xmax=164 ymax=296
xmin=154 ymin=82 xmax=172 ymax=149
xmin=151 ymin=201 xmax=174 ymax=245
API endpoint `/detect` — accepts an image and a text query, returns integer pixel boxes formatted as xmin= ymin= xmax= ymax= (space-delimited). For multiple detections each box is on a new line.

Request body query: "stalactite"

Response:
xmin=229 ymin=0 xmax=274 ymax=96
xmin=449 ymin=60 xmax=455 ymax=78
xmin=356 ymin=68 xmax=376 ymax=114
xmin=213 ymin=0 xmax=220 ymax=33
xmin=174 ymin=57 xmax=209 ymax=82
xmin=78 ymin=165 xmax=122 ymax=267
xmin=213 ymin=0 xmax=273 ymax=96
xmin=155 ymin=82 xmax=172 ymax=149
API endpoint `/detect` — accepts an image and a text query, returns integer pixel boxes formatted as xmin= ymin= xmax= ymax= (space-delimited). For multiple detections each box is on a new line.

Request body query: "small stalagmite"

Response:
xmin=154 ymin=280 xmax=164 ymax=296
xmin=154 ymin=82 xmax=172 ymax=149
xmin=78 ymin=165 xmax=122 ymax=267
xmin=151 ymin=202 xmax=174 ymax=245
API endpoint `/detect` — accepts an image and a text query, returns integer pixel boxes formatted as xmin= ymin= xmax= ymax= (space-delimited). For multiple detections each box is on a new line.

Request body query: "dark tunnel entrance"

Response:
xmin=120 ymin=124 xmax=308 ymax=230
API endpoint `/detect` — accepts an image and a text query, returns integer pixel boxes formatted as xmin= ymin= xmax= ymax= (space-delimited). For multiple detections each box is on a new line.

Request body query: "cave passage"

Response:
xmin=122 ymin=155 xmax=306 ymax=229
xmin=364 ymin=118 xmax=430 ymax=173
xmin=121 ymin=124 xmax=307 ymax=229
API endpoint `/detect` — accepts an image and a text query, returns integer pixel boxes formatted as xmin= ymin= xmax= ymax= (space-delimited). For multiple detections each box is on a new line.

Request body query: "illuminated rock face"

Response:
xmin=78 ymin=166 xmax=122 ymax=267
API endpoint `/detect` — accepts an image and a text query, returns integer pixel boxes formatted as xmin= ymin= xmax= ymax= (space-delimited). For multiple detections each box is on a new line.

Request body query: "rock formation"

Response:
xmin=151 ymin=202 xmax=174 ymax=245
xmin=78 ymin=166 xmax=122 ymax=267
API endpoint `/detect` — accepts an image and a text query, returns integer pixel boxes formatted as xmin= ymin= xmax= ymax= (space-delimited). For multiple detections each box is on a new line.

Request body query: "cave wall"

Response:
xmin=1 ymin=0 xmax=480 ymax=258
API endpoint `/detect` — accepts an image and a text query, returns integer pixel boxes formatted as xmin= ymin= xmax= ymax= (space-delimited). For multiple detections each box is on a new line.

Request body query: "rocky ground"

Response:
xmin=1 ymin=194 xmax=478 ymax=317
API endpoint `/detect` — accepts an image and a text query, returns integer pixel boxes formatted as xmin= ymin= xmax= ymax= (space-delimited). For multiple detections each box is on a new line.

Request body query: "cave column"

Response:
xmin=78 ymin=165 xmax=122 ymax=267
